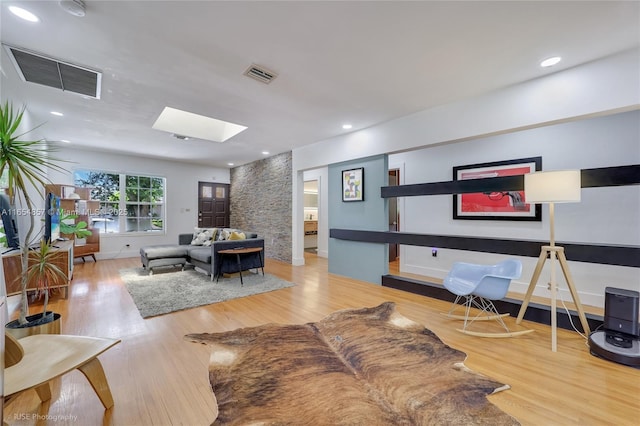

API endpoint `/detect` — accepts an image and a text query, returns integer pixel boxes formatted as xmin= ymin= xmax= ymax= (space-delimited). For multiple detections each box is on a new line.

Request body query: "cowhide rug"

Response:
xmin=186 ymin=301 xmax=519 ymax=425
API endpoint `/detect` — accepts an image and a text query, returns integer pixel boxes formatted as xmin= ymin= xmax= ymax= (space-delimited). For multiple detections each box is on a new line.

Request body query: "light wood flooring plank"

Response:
xmin=3 ymin=254 xmax=638 ymax=425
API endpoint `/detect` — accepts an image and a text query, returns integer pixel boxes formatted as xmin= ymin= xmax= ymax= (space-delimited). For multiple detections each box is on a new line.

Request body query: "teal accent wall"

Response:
xmin=328 ymin=155 xmax=389 ymax=284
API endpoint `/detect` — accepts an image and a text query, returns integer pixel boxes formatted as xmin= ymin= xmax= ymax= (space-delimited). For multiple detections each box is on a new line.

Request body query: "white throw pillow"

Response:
xmin=217 ymin=228 xmax=237 ymax=241
xmin=191 ymin=227 xmax=217 ymax=246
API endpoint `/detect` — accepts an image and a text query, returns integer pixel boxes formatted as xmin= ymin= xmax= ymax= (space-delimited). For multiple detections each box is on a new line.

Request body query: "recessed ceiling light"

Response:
xmin=60 ymin=139 xmax=71 ymax=143
xmin=227 ymin=163 xmax=234 ymax=166
xmin=50 ymin=111 xmax=64 ymax=116
xmin=9 ymin=6 xmax=39 ymax=22
xmin=342 ymin=124 xmax=353 ymax=130
xmin=262 ymin=151 xmax=269 ymax=155
xmin=540 ymin=56 xmax=562 ymax=68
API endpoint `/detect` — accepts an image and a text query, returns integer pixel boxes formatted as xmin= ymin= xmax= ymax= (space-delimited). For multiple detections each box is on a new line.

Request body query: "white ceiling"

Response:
xmin=1 ymin=1 xmax=639 ymax=168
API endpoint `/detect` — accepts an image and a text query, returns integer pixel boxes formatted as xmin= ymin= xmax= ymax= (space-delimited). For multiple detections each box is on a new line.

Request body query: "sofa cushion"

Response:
xmin=141 ymin=245 xmax=188 ymax=260
xmin=191 ymin=227 xmax=218 ymax=246
xmin=229 ymin=231 xmax=246 ymax=240
xmin=217 ymin=228 xmax=237 ymax=241
xmin=187 ymin=246 xmax=211 ymax=264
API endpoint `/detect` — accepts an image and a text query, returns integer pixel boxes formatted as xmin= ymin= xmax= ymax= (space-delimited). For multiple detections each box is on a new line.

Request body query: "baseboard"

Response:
xmin=382 ymin=274 xmax=603 ymax=333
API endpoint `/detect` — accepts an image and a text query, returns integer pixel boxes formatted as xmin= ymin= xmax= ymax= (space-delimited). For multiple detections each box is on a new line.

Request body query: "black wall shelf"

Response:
xmin=380 ymin=164 xmax=640 ymax=198
xmin=329 ymin=229 xmax=640 ymax=268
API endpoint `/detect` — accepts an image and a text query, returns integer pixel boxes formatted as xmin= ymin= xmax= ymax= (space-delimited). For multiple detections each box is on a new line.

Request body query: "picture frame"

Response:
xmin=342 ymin=168 xmax=364 ymax=202
xmin=453 ymin=157 xmax=542 ymax=221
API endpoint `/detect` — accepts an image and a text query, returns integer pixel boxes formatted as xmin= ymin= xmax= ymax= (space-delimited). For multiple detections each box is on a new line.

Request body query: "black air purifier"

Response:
xmin=604 ymin=287 xmax=639 ymax=336
xmin=589 ymin=287 xmax=640 ymax=367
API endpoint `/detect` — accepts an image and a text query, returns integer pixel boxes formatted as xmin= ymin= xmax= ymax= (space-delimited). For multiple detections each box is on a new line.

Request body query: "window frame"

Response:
xmin=74 ymin=169 xmax=166 ymax=235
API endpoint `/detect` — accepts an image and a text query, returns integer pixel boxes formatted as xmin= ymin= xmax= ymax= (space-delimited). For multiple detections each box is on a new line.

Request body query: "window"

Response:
xmin=74 ymin=170 xmax=165 ymax=234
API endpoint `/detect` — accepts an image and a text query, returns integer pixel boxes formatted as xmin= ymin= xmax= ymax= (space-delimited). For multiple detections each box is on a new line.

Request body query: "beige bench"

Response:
xmin=4 ymin=333 xmax=121 ymax=412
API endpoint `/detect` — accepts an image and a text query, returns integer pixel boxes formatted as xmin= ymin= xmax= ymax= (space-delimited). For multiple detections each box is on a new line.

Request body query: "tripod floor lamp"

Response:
xmin=515 ymin=170 xmax=591 ymax=352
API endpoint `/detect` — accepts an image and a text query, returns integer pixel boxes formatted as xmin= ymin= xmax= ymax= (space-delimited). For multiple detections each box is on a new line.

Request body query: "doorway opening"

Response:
xmin=388 ymin=169 xmax=400 ymax=272
xmin=303 ymin=180 xmax=318 ymax=254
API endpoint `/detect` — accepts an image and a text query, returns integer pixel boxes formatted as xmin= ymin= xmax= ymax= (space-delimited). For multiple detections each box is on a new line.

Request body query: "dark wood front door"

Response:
xmin=198 ymin=182 xmax=230 ymax=228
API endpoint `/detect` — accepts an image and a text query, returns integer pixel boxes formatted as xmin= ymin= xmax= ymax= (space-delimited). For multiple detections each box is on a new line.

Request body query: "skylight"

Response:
xmin=152 ymin=107 xmax=247 ymax=143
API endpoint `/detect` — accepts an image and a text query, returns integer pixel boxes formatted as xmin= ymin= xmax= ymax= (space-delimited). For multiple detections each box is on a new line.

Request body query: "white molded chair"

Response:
xmin=442 ymin=259 xmax=533 ymax=337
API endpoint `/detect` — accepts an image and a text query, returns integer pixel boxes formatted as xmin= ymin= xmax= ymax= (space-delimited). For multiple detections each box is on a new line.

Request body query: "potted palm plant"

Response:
xmin=5 ymin=240 xmax=68 ymax=338
xmin=0 ymin=101 xmax=67 ymax=329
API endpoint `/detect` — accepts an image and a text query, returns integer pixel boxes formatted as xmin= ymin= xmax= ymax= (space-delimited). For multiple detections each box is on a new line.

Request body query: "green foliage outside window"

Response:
xmin=74 ymin=170 xmax=165 ymax=233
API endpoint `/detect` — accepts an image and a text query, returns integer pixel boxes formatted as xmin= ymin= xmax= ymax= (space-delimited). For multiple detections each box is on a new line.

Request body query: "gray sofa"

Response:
xmin=140 ymin=230 xmax=265 ymax=280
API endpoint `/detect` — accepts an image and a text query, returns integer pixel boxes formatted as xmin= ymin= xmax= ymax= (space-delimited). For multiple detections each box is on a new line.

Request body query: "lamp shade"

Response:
xmin=524 ymin=170 xmax=581 ymax=203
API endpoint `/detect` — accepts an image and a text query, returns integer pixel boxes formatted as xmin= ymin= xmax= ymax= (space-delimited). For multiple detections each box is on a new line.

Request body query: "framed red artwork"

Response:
xmin=453 ymin=157 xmax=542 ymax=221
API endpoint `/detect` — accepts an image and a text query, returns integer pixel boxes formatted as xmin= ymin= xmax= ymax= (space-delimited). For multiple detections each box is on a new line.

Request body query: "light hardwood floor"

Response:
xmin=4 ymin=254 xmax=638 ymax=425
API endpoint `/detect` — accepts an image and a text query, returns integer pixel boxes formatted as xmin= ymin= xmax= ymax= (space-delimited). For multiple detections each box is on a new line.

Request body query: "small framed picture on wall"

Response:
xmin=342 ymin=168 xmax=364 ymax=202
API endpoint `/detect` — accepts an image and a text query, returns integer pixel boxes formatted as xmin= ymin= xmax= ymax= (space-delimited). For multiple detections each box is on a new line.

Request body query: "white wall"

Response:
xmin=291 ymin=48 xmax=640 ymax=308
xmin=390 ymin=110 xmax=639 ymax=308
xmin=293 ymin=49 xmax=639 ymax=171
xmin=46 ymin=147 xmax=230 ymax=259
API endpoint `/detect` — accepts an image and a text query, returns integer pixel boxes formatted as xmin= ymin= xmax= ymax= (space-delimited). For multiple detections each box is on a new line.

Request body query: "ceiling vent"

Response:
xmin=58 ymin=0 xmax=86 ymax=17
xmin=4 ymin=45 xmax=101 ymax=99
xmin=243 ymin=64 xmax=278 ymax=84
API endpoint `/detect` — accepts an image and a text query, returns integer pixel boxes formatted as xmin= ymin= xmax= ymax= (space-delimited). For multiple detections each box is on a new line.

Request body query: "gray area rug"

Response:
xmin=120 ymin=267 xmax=295 ymax=318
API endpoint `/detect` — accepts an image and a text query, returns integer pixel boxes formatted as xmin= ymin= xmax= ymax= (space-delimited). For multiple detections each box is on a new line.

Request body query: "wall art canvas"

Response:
xmin=342 ymin=168 xmax=364 ymax=202
xmin=453 ymin=157 xmax=542 ymax=221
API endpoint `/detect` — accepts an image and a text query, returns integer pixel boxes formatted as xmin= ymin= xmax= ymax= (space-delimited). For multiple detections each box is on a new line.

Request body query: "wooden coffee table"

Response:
xmin=216 ymin=247 xmax=264 ymax=285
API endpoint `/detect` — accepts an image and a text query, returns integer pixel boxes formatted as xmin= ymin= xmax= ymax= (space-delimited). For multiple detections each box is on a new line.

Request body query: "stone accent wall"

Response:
xmin=230 ymin=152 xmax=292 ymax=263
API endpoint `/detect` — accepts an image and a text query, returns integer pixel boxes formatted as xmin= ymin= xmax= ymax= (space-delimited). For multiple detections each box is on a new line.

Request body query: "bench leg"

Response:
xmin=78 ymin=357 xmax=115 ymax=409
xmin=34 ymin=382 xmax=52 ymax=402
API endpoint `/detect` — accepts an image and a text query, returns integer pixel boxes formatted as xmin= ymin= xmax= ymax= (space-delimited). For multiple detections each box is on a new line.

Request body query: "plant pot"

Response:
xmin=5 ymin=311 xmax=61 ymax=339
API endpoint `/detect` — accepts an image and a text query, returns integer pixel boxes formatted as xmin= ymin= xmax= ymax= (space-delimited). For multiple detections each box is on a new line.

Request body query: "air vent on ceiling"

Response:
xmin=243 ymin=64 xmax=278 ymax=84
xmin=4 ymin=45 xmax=101 ymax=99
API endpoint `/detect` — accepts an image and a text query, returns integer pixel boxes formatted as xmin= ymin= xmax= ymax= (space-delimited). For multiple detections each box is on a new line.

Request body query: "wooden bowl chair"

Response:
xmin=442 ymin=259 xmax=533 ymax=337
xmin=3 ymin=333 xmax=120 ymax=413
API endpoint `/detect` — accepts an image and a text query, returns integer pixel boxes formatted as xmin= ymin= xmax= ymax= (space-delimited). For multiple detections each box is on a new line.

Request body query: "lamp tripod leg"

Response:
xmin=557 ymin=250 xmax=591 ymax=335
xmin=516 ymin=249 xmax=548 ymax=324
xmin=550 ymin=251 xmax=558 ymax=352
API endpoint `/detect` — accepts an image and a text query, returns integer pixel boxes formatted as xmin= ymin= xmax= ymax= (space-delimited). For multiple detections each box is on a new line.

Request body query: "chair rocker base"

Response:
xmin=444 ymin=295 xmax=533 ymax=338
